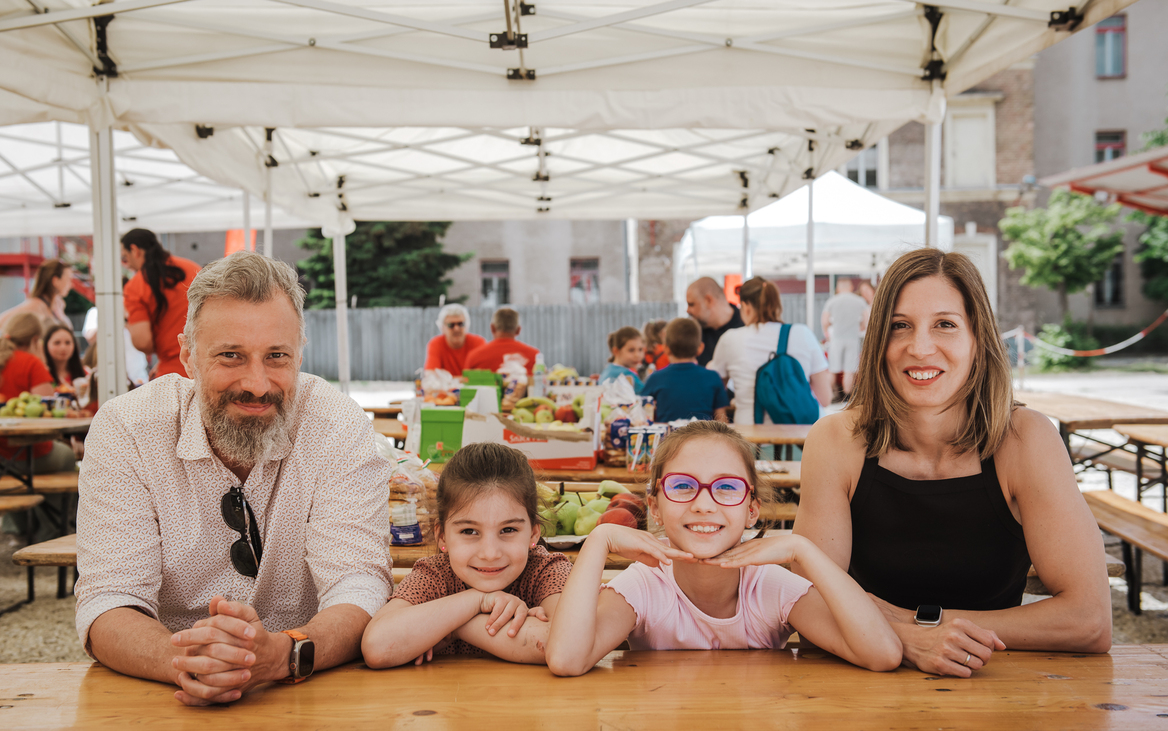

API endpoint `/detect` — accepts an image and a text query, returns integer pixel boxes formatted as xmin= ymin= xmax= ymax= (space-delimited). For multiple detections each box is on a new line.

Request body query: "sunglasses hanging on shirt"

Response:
xmin=220 ymin=485 xmax=263 ymax=577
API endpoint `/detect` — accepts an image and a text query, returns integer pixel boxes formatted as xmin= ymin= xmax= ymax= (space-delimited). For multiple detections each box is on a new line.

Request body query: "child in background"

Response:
xmin=641 ymin=319 xmax=729 ymax=423
xmin=545 ymin=421 xmax=901 ymax=677
xmin=598 ymin=326 xmax=645 ymax=394
xmin=362 ymin=443 xmax=571 ymax=668
xmin=639 ymin=319 xmax=669 ymax=380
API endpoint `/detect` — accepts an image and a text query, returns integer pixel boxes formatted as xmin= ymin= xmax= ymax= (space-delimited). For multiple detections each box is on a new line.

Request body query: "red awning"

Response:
xmin=1041 ymin=146 xmax=1168 ymax=216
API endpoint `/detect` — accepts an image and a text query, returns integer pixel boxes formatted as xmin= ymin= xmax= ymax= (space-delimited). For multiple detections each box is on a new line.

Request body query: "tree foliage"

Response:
xmin=1131 ymin=105 xmax=1168 ymax=301
xmin=1000 ymin=189 xmax=1124 ymax=320
xmin=297 ymin=221 xmax=470 ymax=309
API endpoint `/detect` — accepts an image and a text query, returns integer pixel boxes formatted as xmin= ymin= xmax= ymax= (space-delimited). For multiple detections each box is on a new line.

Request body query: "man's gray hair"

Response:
xmin=184 ymin=250 xmax=306 ymax=351
xmin=435 ymin=303 xmax=470 ymax=332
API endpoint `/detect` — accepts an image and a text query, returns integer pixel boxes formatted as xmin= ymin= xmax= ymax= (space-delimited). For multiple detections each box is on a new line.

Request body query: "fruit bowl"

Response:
xmin=544 ymin=535 xmax=587 ymax=548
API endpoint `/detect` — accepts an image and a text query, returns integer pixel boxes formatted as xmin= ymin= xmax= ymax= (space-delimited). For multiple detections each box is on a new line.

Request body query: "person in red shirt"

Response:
xmin=424 ymin=303 xmax=485 ymax=377
xmin=0 ymin=313 xmax=76 ymax=542
xmin=463 ymin=307 xmax=541 ymax=375
xmin=121 ymin=229 xmax=201 ymax=380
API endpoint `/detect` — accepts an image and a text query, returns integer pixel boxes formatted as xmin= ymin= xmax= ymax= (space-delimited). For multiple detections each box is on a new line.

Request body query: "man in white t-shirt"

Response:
xmin=820 ymin=279 xmax=868 ymax=401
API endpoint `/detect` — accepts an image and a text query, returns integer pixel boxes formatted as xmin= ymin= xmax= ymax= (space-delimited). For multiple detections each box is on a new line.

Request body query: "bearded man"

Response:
xmin=76 ymin=251 xmax=392 ymax=706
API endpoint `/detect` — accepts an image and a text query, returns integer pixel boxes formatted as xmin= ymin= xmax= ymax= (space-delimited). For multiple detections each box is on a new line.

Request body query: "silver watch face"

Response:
xmin=293 ymin=639 xmax=315 ymax=678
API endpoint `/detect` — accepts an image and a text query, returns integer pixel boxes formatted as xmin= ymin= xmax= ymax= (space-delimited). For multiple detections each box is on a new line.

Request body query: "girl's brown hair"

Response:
xmin=43 ymin=324 xmax=86 ymax=385
xmin=647 ymin=420 xmax=772 ymax=509
xmin=0 ymin=313 xmax=43 ymax=388
xmin=642 ymin=320 xmax=667 ymax=349
xmin=607 ymin=326 xmax=643 ymax=361
xmin=31 ymin=259 xmax=70 ymax=305
xmin=436 ymin=442 xmax=543 ymax=535
xmin=737 ymin=277 xmax=782 ymax=325
xmin=848 ymin=248 xmax=1014 ymax=460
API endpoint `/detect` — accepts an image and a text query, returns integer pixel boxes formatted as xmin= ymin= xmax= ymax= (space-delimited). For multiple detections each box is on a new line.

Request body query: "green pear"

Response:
xmin=513 ymin=407 xmax=535 ymax=423
xmin=597 ymin=480 xmax=631 ymax=497
xmin=556 ymin=501 xmax=579 ymax=535
xmin=574 ymin=505 xmax=601 ymax=536
xmin=585 ymin=498 xmax=610 ymax=514
xmin=23 ymin=402 xmax=44 ymax=418
xmin=535 ymin=409 xmax=554 ymax=424
xmin=538 ymin=506 xmax=557 ymax=537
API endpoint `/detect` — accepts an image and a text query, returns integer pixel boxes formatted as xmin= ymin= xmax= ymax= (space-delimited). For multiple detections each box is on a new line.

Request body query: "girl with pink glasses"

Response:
xmin=546 ymin=421 xmax=900 ymax=676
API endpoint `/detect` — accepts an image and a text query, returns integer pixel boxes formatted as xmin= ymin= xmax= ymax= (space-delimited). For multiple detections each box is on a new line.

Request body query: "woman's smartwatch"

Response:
xmin=278 ymin=630 xmax=315 ymax=684
xmin=914 ymin=605 xmax=943 ymax=627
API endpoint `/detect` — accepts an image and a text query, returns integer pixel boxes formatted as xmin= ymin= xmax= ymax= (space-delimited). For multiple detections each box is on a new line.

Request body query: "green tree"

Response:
xmin=1132 ymin=104 xmax=1168 ymax=301
xmin=297 ymin=221 xmax=471 ymax=309
xmin=1000 ymin=189 xmax=1124 ymax=322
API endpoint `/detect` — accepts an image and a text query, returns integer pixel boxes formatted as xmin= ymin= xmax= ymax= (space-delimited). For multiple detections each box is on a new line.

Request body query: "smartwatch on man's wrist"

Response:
xmin=278 ymin=630 xmax=315 ymax=684
xmin=914 ymin=605 xmax=943 ymax=627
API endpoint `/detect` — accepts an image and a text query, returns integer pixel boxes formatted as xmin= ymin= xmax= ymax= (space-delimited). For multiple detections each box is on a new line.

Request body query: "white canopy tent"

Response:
xmin=0 ymin=0 xmax=1133 ymax=400
xmin=674 ymin=171 xmax=955 ymax=322
xmin=0 ymin=121 xmax=315 ymax=236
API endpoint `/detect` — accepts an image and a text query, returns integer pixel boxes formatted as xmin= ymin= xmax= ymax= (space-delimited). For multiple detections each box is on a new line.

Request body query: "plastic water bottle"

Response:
xmin=531 ymin=353 xmax=547 ymax=399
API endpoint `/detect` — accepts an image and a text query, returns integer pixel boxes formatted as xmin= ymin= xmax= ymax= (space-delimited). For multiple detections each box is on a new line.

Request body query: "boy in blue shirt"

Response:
xmin=641 ymin=318 xmax=729 ymax=423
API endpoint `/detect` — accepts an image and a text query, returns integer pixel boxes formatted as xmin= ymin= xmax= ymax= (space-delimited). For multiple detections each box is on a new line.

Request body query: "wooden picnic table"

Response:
xmin=0 ymin=416 xmax=93 ymax=446
xmin=430 ymin=460 xmax=802 ymax=490
xmin=732 ymin=423 xmax=812 ymax=445
xmin=363 ymin=405 xmax=403 ymax=418
xmin=1015 ymin=390 xmax=1168 ymax=446
xmin=372 ymin=418 xmax=407 ymax=441
xmin=5 ymin=646 xmax=1168 ymax=729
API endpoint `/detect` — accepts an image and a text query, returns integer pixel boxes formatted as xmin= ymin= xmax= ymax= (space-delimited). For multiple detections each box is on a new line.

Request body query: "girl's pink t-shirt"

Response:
xmin=605 ymin=561 xmax=812 ymax=651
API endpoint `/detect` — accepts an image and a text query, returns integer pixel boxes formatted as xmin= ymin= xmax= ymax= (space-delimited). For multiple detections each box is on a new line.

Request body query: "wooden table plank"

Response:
xmin=4 ymin=646 xmax=1168 ymax=729
xmin=1114 ymin=424 xmax=1168 ymax=449
xmin=731 ymin=423 xmax=812 ymax=445
xmin=1015 ymin=390 xmax=1168 ymax=432
xmin=12 ymin=533 xmax=76 ymax=567
xmin=372 ymin=418 xmax=406 ymax=440
xmin=1084 ymin=490 xmax=1168 ymax=563
xmin=0 ymin=494 xmax=43 ymax=514
xmin=364 ymin=405 xmax=403 ymax=418
xmin=0 ymin=471 xmax=80 ymax=494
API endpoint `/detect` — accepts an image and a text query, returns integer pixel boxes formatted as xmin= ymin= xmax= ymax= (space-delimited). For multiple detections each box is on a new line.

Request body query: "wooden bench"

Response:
xmin=1083 ymin=490 xmax=1168 ymax=614
xmin=1073 ymin=445 xmax=1163 ymax=491
xmin=10 ymin=531 xmax=77 ymax=604
xmin=0 ymin=470 xmax=80 ymax=494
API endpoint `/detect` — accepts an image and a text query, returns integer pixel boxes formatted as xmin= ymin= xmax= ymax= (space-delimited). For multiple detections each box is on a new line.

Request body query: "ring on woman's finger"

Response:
xmin=962 ymin=652 xmax=971 ymax=666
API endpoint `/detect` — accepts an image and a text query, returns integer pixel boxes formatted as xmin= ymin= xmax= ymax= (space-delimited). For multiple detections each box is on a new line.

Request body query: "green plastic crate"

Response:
xmin=462 ymin=369 xmax=503 ymax=390
xmin=419 ymin=406 xmax=465 ymax=463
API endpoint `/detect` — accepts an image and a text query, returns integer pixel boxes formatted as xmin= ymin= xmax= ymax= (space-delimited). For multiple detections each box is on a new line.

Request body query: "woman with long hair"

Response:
xmin=707 ymin=276 xmax=832 ymax=424
xmin=0 ymin=258 xmax=73 ymax=332
xmin=793 ymin=248 xmax=1111 ymax=678
xmin=121 ymin=228 xmax=201 ymax=379
xmin=43 ymin=324 xmax=87 ymax=388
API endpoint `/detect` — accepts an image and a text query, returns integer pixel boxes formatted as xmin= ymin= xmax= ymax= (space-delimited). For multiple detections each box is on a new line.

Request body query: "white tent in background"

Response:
xmin=0 ymin=122 xmax=315 ymax=236
xmin=0 ymin=0 xmax=1132 ymax=400
xmin=674 ymin=171 xmax=955 ymax=304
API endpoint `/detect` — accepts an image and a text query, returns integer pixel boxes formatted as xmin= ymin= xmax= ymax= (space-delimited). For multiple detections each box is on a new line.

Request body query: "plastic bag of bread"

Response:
xmin=497 ymin=354 xmax=528 ymax=411
xmin=421 ymin=369 xmax=460 ymax=405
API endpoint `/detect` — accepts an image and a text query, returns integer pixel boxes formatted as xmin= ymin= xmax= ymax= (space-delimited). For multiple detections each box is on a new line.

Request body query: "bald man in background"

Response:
xmin=685 ymin=277 xmax=744 ymax=367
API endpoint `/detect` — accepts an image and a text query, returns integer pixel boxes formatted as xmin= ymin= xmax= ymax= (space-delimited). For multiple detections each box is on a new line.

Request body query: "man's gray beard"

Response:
xmin=196 ymin=374 xmax=296 ymax=470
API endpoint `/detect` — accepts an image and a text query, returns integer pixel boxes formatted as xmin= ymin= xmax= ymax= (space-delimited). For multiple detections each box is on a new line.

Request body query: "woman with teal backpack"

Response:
xmin=707 ymin=277 xmax=831 ymax=426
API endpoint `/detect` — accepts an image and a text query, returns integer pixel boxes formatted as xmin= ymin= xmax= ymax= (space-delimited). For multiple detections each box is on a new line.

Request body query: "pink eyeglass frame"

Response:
xmin=655 ymin=472 xmax=754 ymax=506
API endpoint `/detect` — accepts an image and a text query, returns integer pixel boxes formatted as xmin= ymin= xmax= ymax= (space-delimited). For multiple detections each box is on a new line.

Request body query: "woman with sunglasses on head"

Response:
xmin=793 ymin=249 xmax=1111 ymax=679
xmin=546 ymin=421 xmax=900 ymax=676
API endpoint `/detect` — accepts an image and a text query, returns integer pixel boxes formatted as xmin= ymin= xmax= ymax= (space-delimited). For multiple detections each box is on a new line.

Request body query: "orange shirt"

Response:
xmin=0 ymin=350 xmax=53 ymax=459
xmin=463 ymin=337 xmax=541 ymax=375
xmin=124 ymin=256 xmax=201 ymax=379
xmin=424 ymin=334 xmax=486 ymax=377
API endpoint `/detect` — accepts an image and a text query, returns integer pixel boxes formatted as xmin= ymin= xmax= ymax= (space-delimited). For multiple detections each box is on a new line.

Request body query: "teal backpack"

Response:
xmin=753 ymin=324 xmax=821 ymax=425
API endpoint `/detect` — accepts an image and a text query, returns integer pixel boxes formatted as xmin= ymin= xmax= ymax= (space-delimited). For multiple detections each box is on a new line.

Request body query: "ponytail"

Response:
xmin=738 ymin=276 xmax=782 ymax=324
xmin=121 ymin=228 xmax=188 ymax=320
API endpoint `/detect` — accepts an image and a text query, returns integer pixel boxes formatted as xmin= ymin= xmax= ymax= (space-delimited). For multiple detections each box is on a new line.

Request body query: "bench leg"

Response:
xmin=1122 ymin=542 xmax=1143 ymax=615
xmin=57 ymin=567 xmax=67 ymax=599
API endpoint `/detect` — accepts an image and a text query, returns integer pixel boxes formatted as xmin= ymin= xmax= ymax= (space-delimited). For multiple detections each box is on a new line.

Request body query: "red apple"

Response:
xmin=597 ymin=508 xmax=638 ymax=529
xmin=554 ymin=405 xmax=578 ymax=423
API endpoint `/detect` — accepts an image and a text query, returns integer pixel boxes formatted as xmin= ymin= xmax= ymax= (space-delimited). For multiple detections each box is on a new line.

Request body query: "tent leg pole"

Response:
xmin=332 ymin=233 xmax=350 ymax=395
xmin=924 ymin=120 xmax=941 ymax=248
xmin=89 ymin=125 xmax=128 ymax=402
xmin=742 ymin=214 xmax=752 ymax=280
xmin=626 ymin=219 xmax=639 ymax=304
xmin=806 ymin=181 xmax=815 ymax=336
xmin=242 ymin=190 xmax=251 ymax=251
xmin=263 ymin=168 xmax=274 ymax=258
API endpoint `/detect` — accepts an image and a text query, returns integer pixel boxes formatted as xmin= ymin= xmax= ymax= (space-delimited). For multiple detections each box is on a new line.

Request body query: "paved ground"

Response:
xmin=3 ymin=366 xmax=1167 ymax=665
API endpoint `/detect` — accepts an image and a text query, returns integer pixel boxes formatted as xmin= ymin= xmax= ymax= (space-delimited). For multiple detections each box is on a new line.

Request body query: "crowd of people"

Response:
xmin=59 ymin=246 xmax=1108 ymax=707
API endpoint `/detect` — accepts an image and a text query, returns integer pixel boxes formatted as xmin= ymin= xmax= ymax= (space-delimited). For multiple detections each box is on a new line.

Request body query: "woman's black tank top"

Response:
xmin=848 ymin=455 xmax=1031 ymax=611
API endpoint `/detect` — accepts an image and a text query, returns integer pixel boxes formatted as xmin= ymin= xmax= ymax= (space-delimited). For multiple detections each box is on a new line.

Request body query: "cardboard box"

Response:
xmin=462 ymin=388 xmax=601 ymax=470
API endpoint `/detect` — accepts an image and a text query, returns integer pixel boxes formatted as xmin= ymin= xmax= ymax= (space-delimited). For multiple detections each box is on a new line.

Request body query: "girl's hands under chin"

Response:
xmin=591 ymin=523 xmax=695 ymax=568
xmin=701 ymin=534 xmax=807 ymax=568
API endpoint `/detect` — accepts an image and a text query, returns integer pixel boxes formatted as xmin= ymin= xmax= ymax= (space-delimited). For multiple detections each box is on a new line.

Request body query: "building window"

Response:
xmin=481 ymin=260 xmax=510 ymax=307
xmin=1095 ymin=131 xmax=1125 ymax=163
xmin=1095 ymin=16 xmax=1126 ymax=79
xmin=569 ymin=258 xmax=600 ymax=305
xmin=1095 ymin=254 xmax=1123 ymax=308
xmin=845 ymin=147 xmax=878 ymax=188
xmin=944 ymin=101 xmax=997 ymax=189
